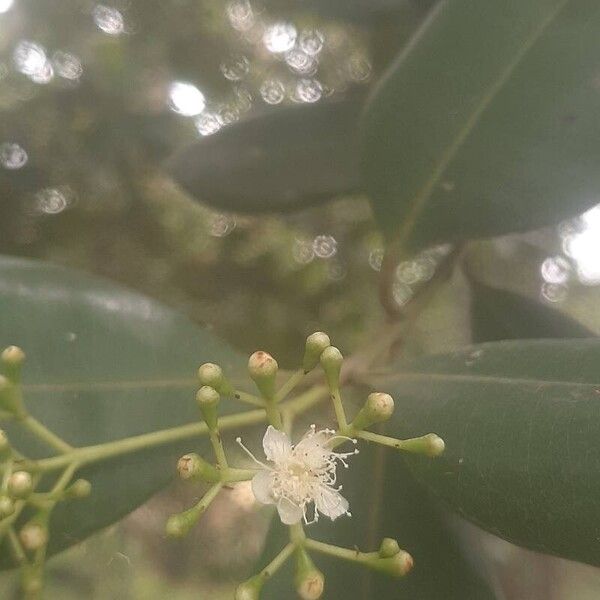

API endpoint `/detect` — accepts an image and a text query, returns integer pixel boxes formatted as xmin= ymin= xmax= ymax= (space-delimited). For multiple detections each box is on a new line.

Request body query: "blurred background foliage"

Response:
xmin=2 ymin=0 xmax=600 ymax=598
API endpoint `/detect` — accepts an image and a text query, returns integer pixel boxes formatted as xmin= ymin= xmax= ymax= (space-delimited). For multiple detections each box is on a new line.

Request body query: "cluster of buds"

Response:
xmin=0 ymin=346 xmax=91 ymax=597
xmin=166 ymin=332 xmax=445 ymax=599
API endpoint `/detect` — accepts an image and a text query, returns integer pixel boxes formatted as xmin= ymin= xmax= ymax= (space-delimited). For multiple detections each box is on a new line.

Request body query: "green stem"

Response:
xmin=330 ymin=387 xmax=348 ymax=430
xmin=188 ymin=482 xmax=223 ymax=520
xmin=222 ymin=467 xmax=257 ymax=482
xmin=264 ymin=400 xmax=283 ymax=429
xmin=19 ymin=409 xmax=267 ymax=474
xmin=20 ymin=416 xmax=73 ymax=454
xmin=259 ymin=542 xmax=296 ymax=580
xmin=304 ymin=539 xmax=376 ymax=565
xmin=7 ymin=527 xmax=27 ymax=565
xmin=289 ymin=523 xmax=306 ymax=544
xmin=275 ymin=369 xmax=305 ymax=403
xmin=234 ymin=390 xmax=265 ymax=408
xmin=5 ymin=383 xmax=331 ymax=477
xmin=50 ymin=463 xmax=78 ymax=495
xmin=208 ymin=430 xmax=228 ymax=469
xmin=0 ymin=500 xmax=25 ymax=538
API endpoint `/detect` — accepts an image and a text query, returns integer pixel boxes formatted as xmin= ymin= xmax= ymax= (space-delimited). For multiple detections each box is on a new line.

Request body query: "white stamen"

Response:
xmin=236 ymin=436 xmax=271 ymax=470
xmin=248 ymin=425 xmax=356 ymax=525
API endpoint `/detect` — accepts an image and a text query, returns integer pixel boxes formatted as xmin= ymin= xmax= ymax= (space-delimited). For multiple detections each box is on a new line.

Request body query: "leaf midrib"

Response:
xmin=373 ymin=371 xmax=600 ymax=388
xmin=394 ymin=0 xmax=572 ymax=247
xmin=22 ymin=378 xmax=197 ymax=393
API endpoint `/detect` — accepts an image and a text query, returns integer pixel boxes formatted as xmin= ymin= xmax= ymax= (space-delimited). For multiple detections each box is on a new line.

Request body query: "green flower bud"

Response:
xmin=165 ymin=514 xmax=188 ymax=538
xmin=65 ymin=479 xmax=92 ymax=499
xmin=197 ymin=363 xmax=234 ymax=396
xmin=426 ymin=434 xmax=445 ymax=457
xmin=0 ymin=494 xmax=15 ymax=518
xmin=372 ymin=550 xmax=414 ymax=577
xmin=295 ymin=548 xmax=325 ymax=600
xmin=351 ymin=392 xmax=395 ymax=431
xmin=19 ymin=522 xmax=48 ymax=552
xmin=396 ymin=433 xmax=446 ymax=457
xmin=8 ymin=471 xmax=33 ymax=499
xmin=165 ymin=504 xmax=206 ymax=538
xmin=177 ymin=453 xmax=219 ymax=482
xmin=248 ymin=351 xmax=278 ymax=400
xmin=378 ymin=537 xmax=401 ymax=558
xmin=302 ymin=332 xmax=331 ymax=374
xmin=1 ymin=346 xmax=25 ymax=378
xmin=196 ymin=385 xmax=220 ymax=430
xmin=196 ymin=385 xmax=220 ymax=408
xmin=235 ymin=575 xmax=263 ymax=600
xmin=319 ymin=346 xmax=343 ymax=391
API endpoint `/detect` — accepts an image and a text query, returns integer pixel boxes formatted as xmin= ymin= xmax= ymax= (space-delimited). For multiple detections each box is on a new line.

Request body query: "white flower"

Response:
xmin=237 ymin=425 xmax=358 ymax=525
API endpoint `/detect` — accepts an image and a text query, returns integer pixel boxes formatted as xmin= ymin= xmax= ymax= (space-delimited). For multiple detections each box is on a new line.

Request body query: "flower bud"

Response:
xmin=19 ymin=522 xmax=48 ymax=551
xmin=177 ymin=453 xmax=219 ymax=482
xmin=0 ymin=494 xmax=15 ymax=518
xmin=351 ymin=392 xmax=394 ymax=431
xmin=397 ymin=433 xmax=446 ymax=457
xmin=295 ymin=548 xmax=325 ymax=600
xmin=196 ymin=385 xmax=220 ymax=430
xmin=248 ymin=351 xmax=278 ymax=400
xmin=165 ymin=514 xmax=187 ymax=538
xmin=198 ymin=363 xmax=234 ymax=396
xmin=372 ymin=550 xmax=413 ymax=577
xmin=1 ymin=346 xmax=25 ymax=381
xmin=426 ymin=434 xmax=446 ymax=457
xmin=65 ymin=479 xmax=92 ymax=499
xmin=319 ymin=346 xmax=343 ymax=391
xmin=297 ymin=570 xmax=325 ymax=600
xmin=8 ymin=471 xmax=33 ymax=499
xmin=378 ymin=537 xmax=401 ymax=558
xmin=165 ymin=504 xmax=206 ymax=538
xmin=302 ymin=332 xmax=331 ymax=373
xmin=235 ymin=575 xmax=263 ymax=600
xmin=196 ymin=385 xmax=220 ymax=408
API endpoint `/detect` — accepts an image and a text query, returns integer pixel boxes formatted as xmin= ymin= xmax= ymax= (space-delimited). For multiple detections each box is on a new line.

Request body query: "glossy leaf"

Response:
xmin=376 ymin=339 xmax=600 ymax=566
xmin=168 ymin=97 xmax=364 ymax=214
xmin=470 ymin=281 xmax=594 ymax=342
xmin=258 ymin=441 xmax=495 ymax=599
xmin=0 ymin=256 xmax=246 ymax=568
xmin=362 ymin=0 xmax=600 ymax=249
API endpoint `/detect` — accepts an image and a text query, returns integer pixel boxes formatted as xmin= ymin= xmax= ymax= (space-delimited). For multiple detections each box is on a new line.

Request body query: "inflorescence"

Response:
xmin=167 ymin=332 xmax=446 ymax=600
xmin=0 ymin=333 xmax=445 ymax=600
xmin=0 ymin=347 xmax=91 ymax=598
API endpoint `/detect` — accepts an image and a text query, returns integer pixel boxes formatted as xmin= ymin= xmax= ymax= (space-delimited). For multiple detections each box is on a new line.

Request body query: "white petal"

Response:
xmin=277 ymin=497 xmax=303 ymax=525
xmin=315 ymin=486 xmax=349 ymax=521
xmin=262 ymin=425 xmax=292 ymax=464
xmin=251 ymin=470 xmax=276 ymax=505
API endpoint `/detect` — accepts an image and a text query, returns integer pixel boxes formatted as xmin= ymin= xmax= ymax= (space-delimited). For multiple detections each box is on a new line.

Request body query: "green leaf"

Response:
xmin=376 ymin=339 xmax=600 ymax=566
xmin=168 ymin=97 xmax=363 ymax=214
xmin=362 ymin=0 xmax=600 ymax=249
xmin=0 ymin=256 xmax=246 ymax=568
xmin=257 ymin=442 xmax=495 ymax=599
xmin=470 ymin=281 xmax=594 ymax=342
